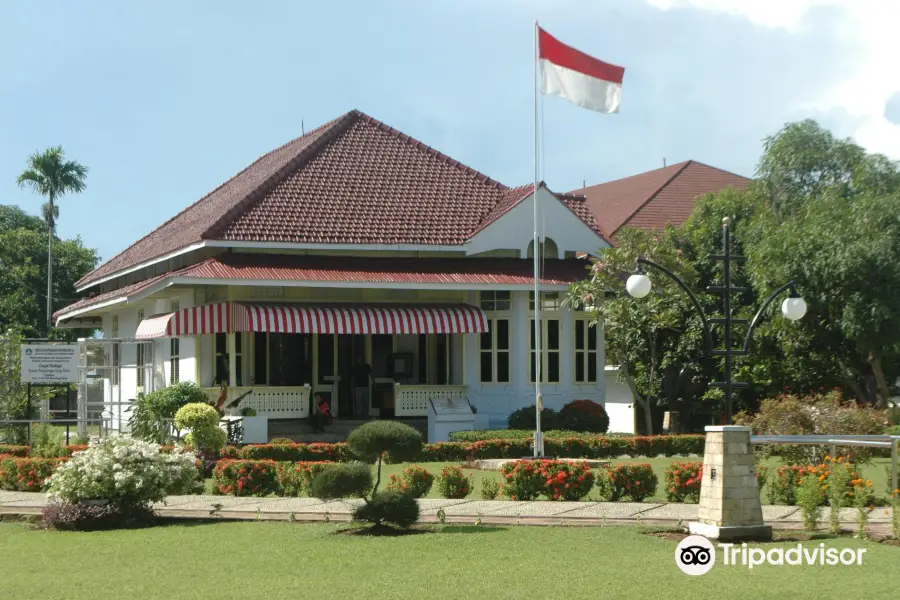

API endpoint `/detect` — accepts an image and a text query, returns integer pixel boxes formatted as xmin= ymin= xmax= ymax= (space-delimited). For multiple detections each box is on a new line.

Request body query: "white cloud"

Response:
xmin=644 ymin=0 xmax=900 ymax=158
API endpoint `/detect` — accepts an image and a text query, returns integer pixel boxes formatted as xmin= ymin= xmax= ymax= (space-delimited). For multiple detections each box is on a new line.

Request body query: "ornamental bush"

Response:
xmin=481 ymin=477 xmax=500 ymax=500
xmin=436 ymin=465 xmax=472 ymax=499
xmin=176 ymin=403 xmax=226 ymax=456
xmin=276 ymin=461 xmax=333 ymax=496
xmin=386 ymin=465 xmax=434 ymax=499
xmin=353 ymin=490 xmax=420 ymax=528
xmin=597 ymin=464 xmax=658 ymax=502
xmin=41 ymin=500 xmax=156 ymax=531
xmin=664 ymin=461 xmax=703 ymax=503
xmin=130 ymin=382 xmax=211 ymax=444
xmin=47 ymin=437 xmax=200 ymax=508
xmin=769 ymin=458 xmax=860 ymax=506
xmin=500 ymin=459 xmax=594 ymax=501
xmin=559 ymin=400 xmax=610 ymax=433
xmin=507 ymin=405 xmax=562 ymax=430
xmin=346 ymin=421 xmax=423 ymax=463
xmin=240 ymin=442 xmax=352 ymax=462
xmin=213 ymin=459 xmax=280 ymax=496
xmin=0 ymin=456 xmax=65 ymax=491
xmin=309 ymin=463 xmax=373 ymax=500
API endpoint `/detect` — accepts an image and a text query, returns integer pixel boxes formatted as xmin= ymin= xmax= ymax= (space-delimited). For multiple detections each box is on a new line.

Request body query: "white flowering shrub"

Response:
xmin=47 ymin=436 xmax=200 ymax=507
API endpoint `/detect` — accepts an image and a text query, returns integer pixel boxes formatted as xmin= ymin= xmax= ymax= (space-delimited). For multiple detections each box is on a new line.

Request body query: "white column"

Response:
xmin=512 ymin=291 xmax=529 ymax=400
xmin=560 ymin=306 xmax=575 ymax=392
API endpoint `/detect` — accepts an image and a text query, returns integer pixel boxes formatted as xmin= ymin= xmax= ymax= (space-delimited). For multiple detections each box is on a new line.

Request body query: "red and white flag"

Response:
xmin=538 ymin=26 xmax=625 ymax=114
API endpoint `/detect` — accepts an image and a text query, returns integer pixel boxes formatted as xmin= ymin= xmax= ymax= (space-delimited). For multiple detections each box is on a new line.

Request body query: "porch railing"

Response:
xmin=394 ymin=384 xmax=467 ymax=417
xmin=202 ymin=386 xmax=311 ymax=419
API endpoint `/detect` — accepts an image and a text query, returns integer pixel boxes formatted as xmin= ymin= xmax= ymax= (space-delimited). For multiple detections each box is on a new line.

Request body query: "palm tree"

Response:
xmin=17 ymin=146 xmax=88 ymax=334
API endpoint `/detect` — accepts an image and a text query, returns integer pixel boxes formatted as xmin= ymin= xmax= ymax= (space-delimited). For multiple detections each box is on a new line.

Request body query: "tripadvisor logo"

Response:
xmin=675 ymin=535 xmax=867 ymax=575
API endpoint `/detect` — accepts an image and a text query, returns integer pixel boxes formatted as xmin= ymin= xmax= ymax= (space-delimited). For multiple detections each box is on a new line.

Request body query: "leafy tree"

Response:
xmin=16 ymin=147 xmax=88 ymax=334
xmin=0 ymin=205 xmax=98 ymax=339
xmin=568 ymin=227 xmax=707 ymax=434
xmin=748 ymin=191 xmax=900 ymax=407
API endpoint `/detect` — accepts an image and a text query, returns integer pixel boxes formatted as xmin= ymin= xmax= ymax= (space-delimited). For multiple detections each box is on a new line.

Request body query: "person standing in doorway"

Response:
xmin=353 ymin=355 xmax=372 ymax=419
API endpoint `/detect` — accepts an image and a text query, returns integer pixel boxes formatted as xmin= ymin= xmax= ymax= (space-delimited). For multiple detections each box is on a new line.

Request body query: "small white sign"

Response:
xmin=20 ymin=343 xmax=79 ymax=384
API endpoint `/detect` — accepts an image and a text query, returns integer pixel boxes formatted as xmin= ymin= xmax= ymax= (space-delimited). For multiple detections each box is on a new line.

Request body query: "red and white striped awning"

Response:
xmin=135 ymin=302 xmax=487 ymax=338
xmin=135 ymin=302 xmax=231 ymax=340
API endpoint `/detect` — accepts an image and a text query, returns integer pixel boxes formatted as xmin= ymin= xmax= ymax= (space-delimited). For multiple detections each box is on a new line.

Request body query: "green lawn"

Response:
xmin=206 ymin=456 xmax=895 ymax=503
xmin=1 ymin=521 xmax=897 ymax=600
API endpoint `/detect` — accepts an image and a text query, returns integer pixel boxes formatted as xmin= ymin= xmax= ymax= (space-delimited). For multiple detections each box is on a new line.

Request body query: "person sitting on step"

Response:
xmin=312 ymin=394 xmax=333 ymax=433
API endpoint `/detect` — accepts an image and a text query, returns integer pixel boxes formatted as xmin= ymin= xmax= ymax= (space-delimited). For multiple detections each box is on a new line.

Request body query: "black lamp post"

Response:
xmin=625 ymin=217 xmax=807 ymax=424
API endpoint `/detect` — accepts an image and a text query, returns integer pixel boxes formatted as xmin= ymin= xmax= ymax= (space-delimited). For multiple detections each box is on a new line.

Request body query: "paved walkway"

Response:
xmin=0 ymin=491 xmax=893 ymax=531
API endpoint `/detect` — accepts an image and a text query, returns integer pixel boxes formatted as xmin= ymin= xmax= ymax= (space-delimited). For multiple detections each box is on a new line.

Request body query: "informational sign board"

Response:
xmin=430 ymin=397 xmax=473 ymax=416
xmin=20 ymin=343 xmax=79 ymax=384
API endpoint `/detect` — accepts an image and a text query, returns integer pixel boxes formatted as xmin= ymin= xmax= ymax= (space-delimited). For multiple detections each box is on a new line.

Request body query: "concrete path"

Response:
xmin=0 ymin=490 xmax=892 ymax=531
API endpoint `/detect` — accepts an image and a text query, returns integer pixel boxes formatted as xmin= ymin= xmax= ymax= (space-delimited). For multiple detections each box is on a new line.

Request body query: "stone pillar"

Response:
xmin=688 ymin=425 xmax=771 ymax=541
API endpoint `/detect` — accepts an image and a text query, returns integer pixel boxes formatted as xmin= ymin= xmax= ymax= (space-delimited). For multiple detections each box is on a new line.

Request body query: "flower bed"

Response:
xmin=0 ymin=457 xmax=67 ymax=492
xmin=0 ymin=444 xmax=88 ymax=458
xmin=0 ymin=445 xmax=29 ymax=457
xmin=213 ymin=459 xmax=280 ymax=496
xmin=276 ymin=461 xmax=333 ymax=497
xmin=770 ymin=457 xmax=860 ymax=506
xmin=501 ymin=459 xmax=595 ymax=501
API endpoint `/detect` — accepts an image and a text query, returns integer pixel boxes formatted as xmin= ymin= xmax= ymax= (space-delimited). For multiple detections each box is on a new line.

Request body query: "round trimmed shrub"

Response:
xmin=507 ymin=406 xmax=562 ymax=430
xmin=353 ymin=490 xmax=420 ymax=528
xmin=184 ymin=427 xmax=227 ymax=454
xmin=346 ymin=421 xmax=423 ymax=463
xmin=174 ymin=403 xmax=220 ymax=431
xmin=559 ymin=400 xmax=610 ymax=433
xmin=436 ymin=465 xmax=472 ymax=499
xmin=310 ymin=462 xmax=373 ymax=500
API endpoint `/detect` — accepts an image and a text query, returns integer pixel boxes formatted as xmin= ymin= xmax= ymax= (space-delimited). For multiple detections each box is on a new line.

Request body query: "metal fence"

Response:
xmin=751 ymin=434 xmax=899 ymax=497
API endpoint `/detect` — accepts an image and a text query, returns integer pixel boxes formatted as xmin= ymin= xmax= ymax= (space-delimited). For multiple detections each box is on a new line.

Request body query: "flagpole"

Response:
xmin=532 ymin=20 xmax=544 ymax=458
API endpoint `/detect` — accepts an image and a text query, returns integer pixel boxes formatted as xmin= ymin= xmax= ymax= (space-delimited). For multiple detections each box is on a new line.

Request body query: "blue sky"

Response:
xmin=1 ymin=0 xmax=897 ymax=264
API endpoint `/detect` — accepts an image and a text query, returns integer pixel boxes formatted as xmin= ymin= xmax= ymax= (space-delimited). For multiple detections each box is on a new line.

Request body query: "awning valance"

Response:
xmin=135 ymin=302 xmax=487 ymax=339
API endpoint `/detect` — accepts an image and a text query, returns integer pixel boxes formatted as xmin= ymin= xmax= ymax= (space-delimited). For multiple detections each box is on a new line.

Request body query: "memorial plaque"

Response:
xmin=430 ymin=397 xmax=473 ymax=415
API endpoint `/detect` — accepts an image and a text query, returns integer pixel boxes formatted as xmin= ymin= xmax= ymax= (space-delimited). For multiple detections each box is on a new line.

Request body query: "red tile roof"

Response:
xmin=78 ymin=111 xmax=605 ymax=288
xmin=570 ymin=160 xmax=751 ymax=236
xmin=57 ymin=255 xmax=590 ymax=319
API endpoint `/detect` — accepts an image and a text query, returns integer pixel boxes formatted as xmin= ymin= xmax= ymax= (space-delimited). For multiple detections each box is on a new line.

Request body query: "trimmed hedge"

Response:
xmin=213 ymin=459 xmax=280 ymax=497
xmin=228 ymin=435 xmax=704 ymax=464
xmin=448 ymin=430 xmax=597 ymax=442
xmin=239 ymin=442 xmax=353 ymax=462
xmin=0 ymin=457 xmax=67 ymax=492
xmin=0 ymin=444 xmax=87 ymax=458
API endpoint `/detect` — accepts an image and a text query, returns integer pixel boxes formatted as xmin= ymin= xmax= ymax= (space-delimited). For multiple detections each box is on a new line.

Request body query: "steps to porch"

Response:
xmin=267 ymin=418 xmax=428 ymax=444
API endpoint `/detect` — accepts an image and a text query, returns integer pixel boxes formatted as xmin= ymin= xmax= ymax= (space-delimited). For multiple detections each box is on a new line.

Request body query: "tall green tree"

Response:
xmin=16 ymin=147 xmax=88 ymax=334
xmin=568 ymin=228 xmax=708 ymax=434
xmin=0 ymin=205 xmax=98 ymax=339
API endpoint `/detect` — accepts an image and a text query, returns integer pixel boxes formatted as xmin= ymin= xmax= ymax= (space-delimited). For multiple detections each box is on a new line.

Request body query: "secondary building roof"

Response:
xmin=570 ymin=160 xmax=751 ymax=237
xmin=77 ymin=110 xmax=604 ymax=289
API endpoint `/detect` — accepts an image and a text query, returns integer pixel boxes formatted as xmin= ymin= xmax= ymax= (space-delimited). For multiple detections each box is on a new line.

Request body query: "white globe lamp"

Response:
xmin=781 ymin=296 xmax=807 ymax=321
xmin=626 ymin=273 xmax=652 ymax=299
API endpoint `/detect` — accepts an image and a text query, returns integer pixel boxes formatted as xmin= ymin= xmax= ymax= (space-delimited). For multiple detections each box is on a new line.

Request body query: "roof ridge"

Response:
xmin=201 ymin=111 xmax=362 ymax=240
xmin=357 ymin=112 xmax=509 ymax=191
xmin=576 ymin=160 xmax=691 ymax=193
xmin=680 ymin=159 xmax=752 ymax=181
xmin=74 ymin=112 xmax=356 ymax=288
xmin=615 ymin=160 xmax=693 ymax=233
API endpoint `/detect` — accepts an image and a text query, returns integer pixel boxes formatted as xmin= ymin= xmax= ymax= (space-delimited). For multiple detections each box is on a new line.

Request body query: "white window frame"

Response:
xmin=529 ymin=317 xmax=561 ymax=384
xmin=574 ymin=318 xmax=598 ymax=384
xmin=479 ymin=291 xmax=511 ymax=384
xmin=479 ymin=290 xmax=511 ymax=312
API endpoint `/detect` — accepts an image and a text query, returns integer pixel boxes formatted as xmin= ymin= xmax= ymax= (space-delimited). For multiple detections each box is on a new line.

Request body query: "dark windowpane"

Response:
xmin=496 ymin=291 xmax=511 ymax=311
xmin=235 ymin=332 xmax=242 ymax=349
xmin=547 ymin=352 xmax=560 ymax=383
xmin=497 ymin=352 xmax=510 ymax=383
xmin=576 ymin=322 xmax=585 ymax=350
xmin=575 ymin=352 xmax=585 ymax=382
xmin=215 ymin=333 xmax=226 ymax=354
xmin=481 ymin=331 xmax=492 ymax=351
xmin=547 ymin=319 xmax=560 ymax=350
xmin=530 ymin=321 xmax=535 ymax=350
xmin=254 ymin=333 xmax=267 ymax=385
xmin=587 ymin=352 xmax=598 ymax=382
xmin=480 ymin=352 xmax=492 ymax=382
xmin=530 ymin=352 xmax=536 ymax=382
xmin=418 ymin=335 xmax=427 ymax=383
xmin=318 ymin=334 xmax=335 ymax=381
xmin=236 ymin=356 xmax=243 ymax=386
xmin=437 ymin=335 xmax=448 ymax=385
xmin=371 ymin=335 xmax=393 ymax=378
xmin=588 ymin=324 xmax=597 ymax=351
xmin=496 ymin=319 xmax=509 ymax=350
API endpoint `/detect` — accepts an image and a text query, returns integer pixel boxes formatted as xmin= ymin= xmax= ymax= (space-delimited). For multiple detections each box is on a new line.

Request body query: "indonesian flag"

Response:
xmin=538 ymin=26 xmax=625 ymax=114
